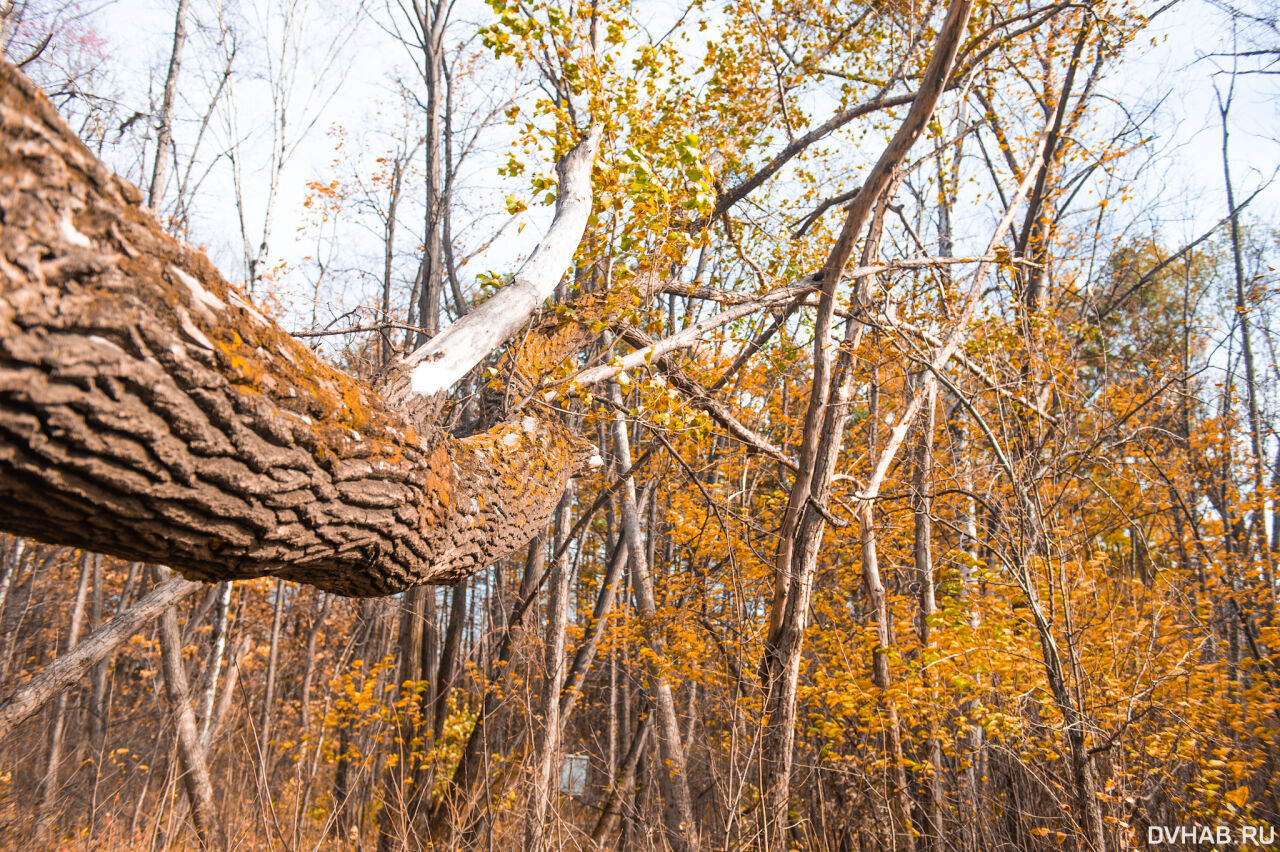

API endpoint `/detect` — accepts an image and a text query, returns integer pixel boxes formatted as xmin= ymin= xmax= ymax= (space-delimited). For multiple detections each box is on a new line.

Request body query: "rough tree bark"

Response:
xmin=0 ymin=61 xmax=598 ymax=596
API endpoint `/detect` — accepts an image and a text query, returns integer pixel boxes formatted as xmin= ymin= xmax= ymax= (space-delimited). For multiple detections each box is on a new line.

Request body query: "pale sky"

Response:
xmin=78 ymin=0 xmax=1280 ymax=336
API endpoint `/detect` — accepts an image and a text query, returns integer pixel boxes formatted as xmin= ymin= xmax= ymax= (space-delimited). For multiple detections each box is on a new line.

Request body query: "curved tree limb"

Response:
xmin=404 ymin=122 xmax=603 ymax=397
xmin=0 ymin=62 xmax=594 ymax=596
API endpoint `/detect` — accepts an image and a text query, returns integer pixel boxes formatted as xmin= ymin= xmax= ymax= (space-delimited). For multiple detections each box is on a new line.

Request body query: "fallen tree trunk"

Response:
xmin=0 ymin=61 xmax=596 ymax=596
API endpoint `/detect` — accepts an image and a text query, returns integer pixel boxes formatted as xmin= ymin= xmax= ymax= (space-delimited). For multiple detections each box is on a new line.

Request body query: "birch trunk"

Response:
xmin=260 ymin=578 xmax=285 ymax=758
xmin=0 ymin=538 xmax=21 ymax=645
xmin=197 ymin=581 xmax=232 ymax=744
xmin=202 ymin=635 xmax=248 ymax=751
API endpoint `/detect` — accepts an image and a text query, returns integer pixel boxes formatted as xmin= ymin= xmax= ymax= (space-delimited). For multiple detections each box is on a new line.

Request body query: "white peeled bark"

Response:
xmin=408 ymin=124 xmax=603 ymax=397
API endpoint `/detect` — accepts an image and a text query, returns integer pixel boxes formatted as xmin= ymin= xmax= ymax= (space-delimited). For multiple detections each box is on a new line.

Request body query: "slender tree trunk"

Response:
xmin=858 ymin=500 xmax=917 ymax=852
xmin=758 ymin=6 xmax=973 ymax=844
xmin=912 ymin=379 xmax=944 ymax=849
xmin=415 ymin=5 xmax=447 ymax=346
xmin=118 ymin=561 xmax=141 ymax=614
xmin=1013 ymin=14 xmax=1091 ymax=312
xmin=525 ymin=490 xmax=574 ymax=850
xmin=379 ymin=584 xmax=426 ymax=851
xmin=298 ymin=591 xmax=327 ymax=732
xmin=153 ymin=566 xmax=219 ymax=848
xmin=560 ymin=536 xmax=629 ymax=723
xmin=1028 ymin=598 xmax=1107 ymax=851
xmin=381 ymin=155 xmax=405 ymax=366
xmin=440 ymin=56 xmax=467 ymax=320
xmin=609 ymin=379 xmax=699 ymax=852
xmin=590 ymin=712 xmax=653 ymax=847
xmin=0 ymin=540 xmax=28 ymax=684
xmin=809 ymin=181 xmax=940 ymax=852
xmin=147 ymin=0 xmax=190 ymax=210
xmin=202 ymin=635 xmax=249 ymax=752
xmin=952 ymin=411 xmax=985 ymax=847
xmin=36 ymin=550 xmax=91 ymax=840
xmin=423 ymin=588 xmax=440 ymax=732
xmin=197 ymin=582 xmax=232 ymax=745
xmin=88 ymin=553 xmax=109 ymax=763
xmin=260 ymin=578 xmax=285 ymax=761
xmin=432 ymin=582 xmax=466 ymax=739
xmin=334 ymin=597 xmax=383 ymax=841
xmin=85 ymin=558 xmax=109 ymax=841
xmin=1271 ymin=448 xmax=1280 ymax=554
xmin=1220 ymin=91 xmax=1273 ymax=595
xmin=0 ymin=537 xmax=21 ymax=635
xmin=607 ymin=632 xmax=619 ymax=780
xmin=410 ymin=580 xmax=455 ymax=819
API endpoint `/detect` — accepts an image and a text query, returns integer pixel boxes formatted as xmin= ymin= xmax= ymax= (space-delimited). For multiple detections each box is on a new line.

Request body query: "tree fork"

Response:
xmin=0 ymin=62 xmax=594 ymax=596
